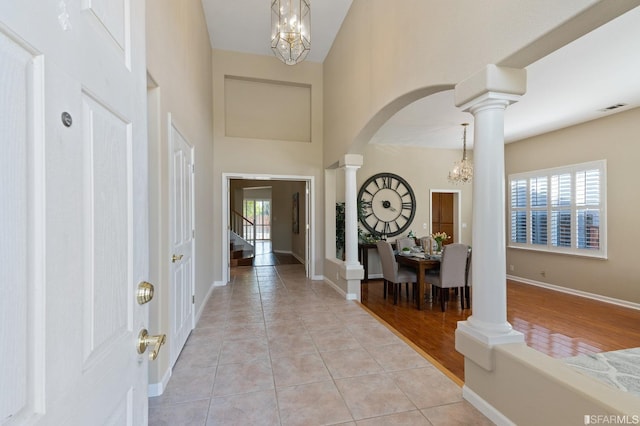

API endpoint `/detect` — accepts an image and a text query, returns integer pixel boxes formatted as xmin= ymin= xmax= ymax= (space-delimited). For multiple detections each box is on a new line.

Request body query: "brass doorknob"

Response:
xmin=137 ymin=329 xmax=166 ymax=360
xmin=171 ymin=254 xmax=184 ymax=263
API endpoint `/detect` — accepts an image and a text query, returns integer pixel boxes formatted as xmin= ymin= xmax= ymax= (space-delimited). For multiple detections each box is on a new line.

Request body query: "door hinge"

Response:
xmin=192 ymin=295 xmax=195 ymax=304
xmin=191 ymin=164 xmax=195 ymax=173
xmin=192 ymin=229 xmax=195 ymax=238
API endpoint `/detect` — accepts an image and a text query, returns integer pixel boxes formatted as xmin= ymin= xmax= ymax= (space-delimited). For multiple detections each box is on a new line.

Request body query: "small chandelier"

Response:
xmin=271 ymin=0 xmax=311 ymax=65
xmin=448 ymin=123 xmax=473 ymax=184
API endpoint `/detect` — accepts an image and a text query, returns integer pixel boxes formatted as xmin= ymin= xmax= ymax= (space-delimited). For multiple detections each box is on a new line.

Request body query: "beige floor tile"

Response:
xmin=224 ymin=310 xmax=265 ymax=324
xmin=335 ymin=373 xmax=416 ymax=420
xmin=355 ymin=409 xmax=432 ymax=425
xmin=310 ymin=327 xmax=362 ymax=353
xmin=175 ymin=340 xmax=221 ymax=369
xmin=421 ymin=401 xmax=495 ymax=425
xmin=266 ymin=319 xmax=309 ymax=338
xmin=186 ymin=326 xmax=225 ymax=345
xmin=149 ymin=399 xmax=210 ymax=426
xmin=276 ymin=381 xmax=353 ymax=426
xmin=268 ymin=333 xmax=317 ymax=359
xmin=196 ymin=311 xmax=227 ymax=328
xmin=366 ymin=343 xmax=432 ymax=372
xmin=321 ymin=347 xmax=384 ymax=379
xmin=262 ymin=309 xmax=301 ymax=323
xmin=218 ymin=337 xmax=269 ymax=365
xmin=150 ymin=264 xmax=492 ymax=425
xmin=391 ymin=367 xmax=463 ymax=409
xmin=223 ymin=322 xmax=267 ymax=341
xmin=352 ymin=325 xmax=403 ymax=348
xmin=212 ymin=359 xmax=274 ymax=397
xmin=271 ymin=352 xmax=332 ymax=387
xmin=150 ymin=366 xmax=216 ymax=406
xmin=207 ymin=389 xmax=280 ymax=426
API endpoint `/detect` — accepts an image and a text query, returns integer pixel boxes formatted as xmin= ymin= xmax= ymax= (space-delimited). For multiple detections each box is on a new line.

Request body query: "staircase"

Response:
xmin=230 ymin=232 xmax=254 ymax=266
xmin=230 ymin=210 xmax=256 ymax=267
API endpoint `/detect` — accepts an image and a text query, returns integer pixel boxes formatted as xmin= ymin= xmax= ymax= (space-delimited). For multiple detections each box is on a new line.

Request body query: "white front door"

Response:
xmin=169 ymin=118 xmax=195 ymax=367
xmin=0 ymin=1 xmax=151 ymax=424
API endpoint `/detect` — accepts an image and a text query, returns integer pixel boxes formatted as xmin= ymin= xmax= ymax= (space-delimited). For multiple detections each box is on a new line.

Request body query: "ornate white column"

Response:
xmin=340 ymin=154 xmax=364 ymax=299
xmin=455 ymin=65 xmax=526 ymax=348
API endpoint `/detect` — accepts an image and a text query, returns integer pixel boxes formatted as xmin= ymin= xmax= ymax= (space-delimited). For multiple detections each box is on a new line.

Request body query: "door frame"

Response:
xmin=429 ymin=189 xmax=462 ymax=242
xmin=222 ymin=173 xmax=315 ymax=283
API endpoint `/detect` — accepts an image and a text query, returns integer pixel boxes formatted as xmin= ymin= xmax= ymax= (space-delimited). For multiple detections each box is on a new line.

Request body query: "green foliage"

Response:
xmin=336 ymin=202 xmax=345 ymax=258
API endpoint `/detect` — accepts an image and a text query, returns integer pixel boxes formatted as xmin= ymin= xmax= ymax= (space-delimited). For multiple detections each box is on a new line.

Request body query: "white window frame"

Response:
xmin=508 ymin=160 xmax=607 ymax=259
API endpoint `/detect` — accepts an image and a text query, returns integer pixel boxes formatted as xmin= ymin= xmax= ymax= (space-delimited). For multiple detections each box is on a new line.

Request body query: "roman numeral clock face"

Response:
xmin=358 ymin=172 xmax=416 ymax=238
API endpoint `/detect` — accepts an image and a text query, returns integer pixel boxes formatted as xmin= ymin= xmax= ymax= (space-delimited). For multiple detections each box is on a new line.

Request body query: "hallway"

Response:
xmin=149 ymin=264 xmax=493 ymax=425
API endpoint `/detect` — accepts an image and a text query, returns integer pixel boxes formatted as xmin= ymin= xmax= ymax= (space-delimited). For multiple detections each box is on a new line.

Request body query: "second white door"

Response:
xmin=169 ymin=118 xmax=195 ymax=367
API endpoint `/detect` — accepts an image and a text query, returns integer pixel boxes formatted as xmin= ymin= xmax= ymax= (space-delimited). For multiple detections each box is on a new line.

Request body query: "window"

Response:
xmin=243 ymin=199 xmax=271 ymax=240
xmin=508 ymin=160 xmax=606 ymax=258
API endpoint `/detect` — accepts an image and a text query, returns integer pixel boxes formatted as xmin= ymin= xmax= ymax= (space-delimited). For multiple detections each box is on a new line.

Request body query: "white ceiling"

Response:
xmin=202 ymin=1 xmax=640 ymax=149
xmin=201 ymin=0 xmax=353 ymax=63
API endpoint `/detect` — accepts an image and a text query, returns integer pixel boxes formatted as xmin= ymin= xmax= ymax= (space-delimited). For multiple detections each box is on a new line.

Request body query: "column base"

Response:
xmin=457 ymin=318 xmax=524 ymax=346
xmin=340 ymin=263 xmax=364 ymax=301
xmin=456 ymin=320 xmax=524 ymax=372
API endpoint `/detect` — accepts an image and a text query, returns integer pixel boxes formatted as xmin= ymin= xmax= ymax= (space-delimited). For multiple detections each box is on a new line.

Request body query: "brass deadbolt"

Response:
xmin=136 ymin=281 xmax=154 ymax=305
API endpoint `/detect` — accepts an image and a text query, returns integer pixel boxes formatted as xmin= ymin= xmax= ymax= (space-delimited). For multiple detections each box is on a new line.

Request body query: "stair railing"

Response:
xmin=231 ymin=210 xmax=256 ymax=251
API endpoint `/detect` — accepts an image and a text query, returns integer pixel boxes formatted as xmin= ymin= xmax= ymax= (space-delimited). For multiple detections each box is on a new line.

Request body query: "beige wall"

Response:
xmin=505 ymin=107 xmax=640 ymax=303
xmin=212 ymin=49 xmax=324 ymax=279
xmin=359 ymin=143 xmax=473 ymax=244
xmin=461 ymin=339 xmax=639 ymax=425
xmin=322 ymin=0 xmax=636 ymax=166
xmin=146 ymin=0 xmax=214 ymax=386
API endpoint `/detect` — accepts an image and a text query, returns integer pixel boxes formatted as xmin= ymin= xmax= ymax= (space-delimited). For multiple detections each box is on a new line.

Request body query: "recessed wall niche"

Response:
xmin=224 ymin=75 xmax=311 ymax=142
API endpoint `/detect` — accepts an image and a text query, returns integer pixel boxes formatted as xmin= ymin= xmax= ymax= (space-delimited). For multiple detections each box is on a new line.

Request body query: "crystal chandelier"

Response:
xmin=448 ymin=123 xmax=473 ymax=184
xmin=271 ymin=0 xmax=311 ymax=65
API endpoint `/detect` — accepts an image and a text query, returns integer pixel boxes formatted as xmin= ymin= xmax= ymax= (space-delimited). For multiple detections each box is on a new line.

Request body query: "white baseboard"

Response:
xmin=324 ymin=277 xmax=347 ymax=299
xmin=508 ymin=275 xmax=640 ymax=311
xmin=462 ymin=385 xmax=515 ymax=426
xmin=148 ymin=366 xmax=172 ymax=397
xmin=312 ymin=274 xmax=324 ymax=281
xmin=213 ymin=280 xmax=227 ymax=287
xmin=292 ymin=252 xmax=305 ymax=265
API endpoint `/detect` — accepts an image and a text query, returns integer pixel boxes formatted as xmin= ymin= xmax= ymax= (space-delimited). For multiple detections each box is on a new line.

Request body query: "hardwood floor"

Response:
xmin=361 ymin=279 xmax=640 ymax=382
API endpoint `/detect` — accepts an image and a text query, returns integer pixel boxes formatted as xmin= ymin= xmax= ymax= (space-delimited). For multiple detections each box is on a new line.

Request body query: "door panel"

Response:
xmin=0 ymin=28 xmax=37 ymax=423
xmin=0 ymin=0 xmax=149 ymax=424
xmin=81 ymin=92 xmax=131 ymax=364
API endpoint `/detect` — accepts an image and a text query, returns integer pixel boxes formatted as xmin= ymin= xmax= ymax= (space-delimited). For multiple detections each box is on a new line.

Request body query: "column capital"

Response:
xmin=455 ymin=65 xmax=526 ymax=111
xmin=339 ymin=154 xmax=363 ymax=168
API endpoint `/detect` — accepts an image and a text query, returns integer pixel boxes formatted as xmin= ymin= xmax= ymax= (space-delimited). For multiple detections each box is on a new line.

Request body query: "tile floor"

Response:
xmin=149 ymin=264 xmax=494 ymax=425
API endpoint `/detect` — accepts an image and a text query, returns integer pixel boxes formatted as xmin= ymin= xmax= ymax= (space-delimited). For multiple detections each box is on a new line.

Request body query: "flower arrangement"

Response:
xmin=430 ymin=232 xmax=450 ymax=253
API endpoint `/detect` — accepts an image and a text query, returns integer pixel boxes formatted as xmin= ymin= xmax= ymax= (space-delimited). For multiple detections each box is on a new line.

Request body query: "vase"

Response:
xmin=435 ymin=240 xmax=442 ymax=253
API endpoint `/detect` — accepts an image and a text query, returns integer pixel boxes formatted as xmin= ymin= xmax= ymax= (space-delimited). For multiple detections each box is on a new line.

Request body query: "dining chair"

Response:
xmin=395 ymin=237 xmax=416 ymax=252
xmin=425 ymin=243 xmax=469 ymax=311
xmin=419 ymin=236 xmax=434 ymax=254
xmin=464 ymin=248 xmax=472 ymax=309
xmin=376 ymin=240 xmax=417 ymax=304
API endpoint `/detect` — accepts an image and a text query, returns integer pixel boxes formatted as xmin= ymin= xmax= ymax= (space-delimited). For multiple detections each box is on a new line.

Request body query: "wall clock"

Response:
xmin=358 ymin=172 xmax=416 ymax=238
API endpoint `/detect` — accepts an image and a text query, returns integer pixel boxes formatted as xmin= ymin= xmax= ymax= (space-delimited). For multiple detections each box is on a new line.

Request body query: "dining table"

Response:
xmin=395 ymin=253 xmax=441 ymax=310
